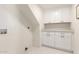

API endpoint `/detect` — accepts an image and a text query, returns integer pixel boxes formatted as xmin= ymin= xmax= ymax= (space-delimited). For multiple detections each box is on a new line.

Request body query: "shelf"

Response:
xmin=43 ymin=22 xmax=73 ymax=32
xmin=42 ymin=29 xmax=73 ymax=32
xmin=44 ymin=22 xmax=71 ymax=25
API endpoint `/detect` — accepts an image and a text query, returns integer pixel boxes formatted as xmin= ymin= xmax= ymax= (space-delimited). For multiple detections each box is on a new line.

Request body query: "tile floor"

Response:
xmin=26 ymin=46 xmax=72 ymax=54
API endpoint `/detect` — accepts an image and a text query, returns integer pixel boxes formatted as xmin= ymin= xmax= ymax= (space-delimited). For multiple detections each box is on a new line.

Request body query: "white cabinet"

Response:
xmin=49 ymin=32 xmax=55 ymax=47
xmin=54 ymin=32 xmax=62 ymax=49
xmin=55 ymin=32 xmax=72 ymax=51
xmin=62 ymin=32 xmax=72 ymax=50
xmin=41 ymin=31 xmax=72 ymax=51
xmin=41 ymin=32 xmax=50 ymax=46
xmin=41 ymin=32 xmax=55 ymax=47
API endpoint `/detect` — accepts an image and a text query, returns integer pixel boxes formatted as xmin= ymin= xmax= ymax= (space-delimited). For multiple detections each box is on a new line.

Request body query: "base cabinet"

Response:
xmin=41 ymin=31 xmax=73 ymax=51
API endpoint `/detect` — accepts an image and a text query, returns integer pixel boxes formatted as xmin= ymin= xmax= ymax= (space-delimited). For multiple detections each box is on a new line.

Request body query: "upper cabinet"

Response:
xmin=41 ymin=5 xmax=73 ymax=23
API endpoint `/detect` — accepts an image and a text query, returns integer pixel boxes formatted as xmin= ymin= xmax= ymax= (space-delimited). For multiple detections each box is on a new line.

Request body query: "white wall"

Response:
xmin=28 ymin=4 xmax=44 ymax=29
xmin=71 ymin=5 xmax=79 ymax=53
xmin=0 ymin=5 xmax=8 ymax=53
xmin=0 ymin=12 xmax=7 ymax=29
xmin=0 ymin=5 xmax=33 ymax=53
xmin=43 ymin=6 xmax=73 ymax=23
xmin=28 ymin=4 xmax=44 ymax=47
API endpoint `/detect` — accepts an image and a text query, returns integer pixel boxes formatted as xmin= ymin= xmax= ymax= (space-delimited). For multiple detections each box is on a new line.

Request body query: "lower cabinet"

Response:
xmin=41 ymin=31 xmax=73 ymax=51
xmin=49 ymin=32 xmax=55 ymax=47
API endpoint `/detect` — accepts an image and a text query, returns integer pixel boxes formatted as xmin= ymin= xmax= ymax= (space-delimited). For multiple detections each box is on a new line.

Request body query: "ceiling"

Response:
xmin=38 ymin=4 xmax=73 ymax=10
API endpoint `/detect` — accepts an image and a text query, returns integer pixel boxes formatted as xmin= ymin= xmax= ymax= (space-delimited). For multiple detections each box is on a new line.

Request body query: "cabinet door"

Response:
xmin=41 ymin=32 xmax=50 ymax=46
xmin=45 ymin=32 xmax=50 ymax=46
xmin=55 ymin=32 xmax=72 ymax=51
xmin=55 ymin=32 xmax=62 ymax=49
xmin=49 ymin=32 xmax=55 ymax=47
xmin=41 ymin=32 xmax=47 ymax=45
xmin=62 ymin=32 xmax=72 ymax=50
